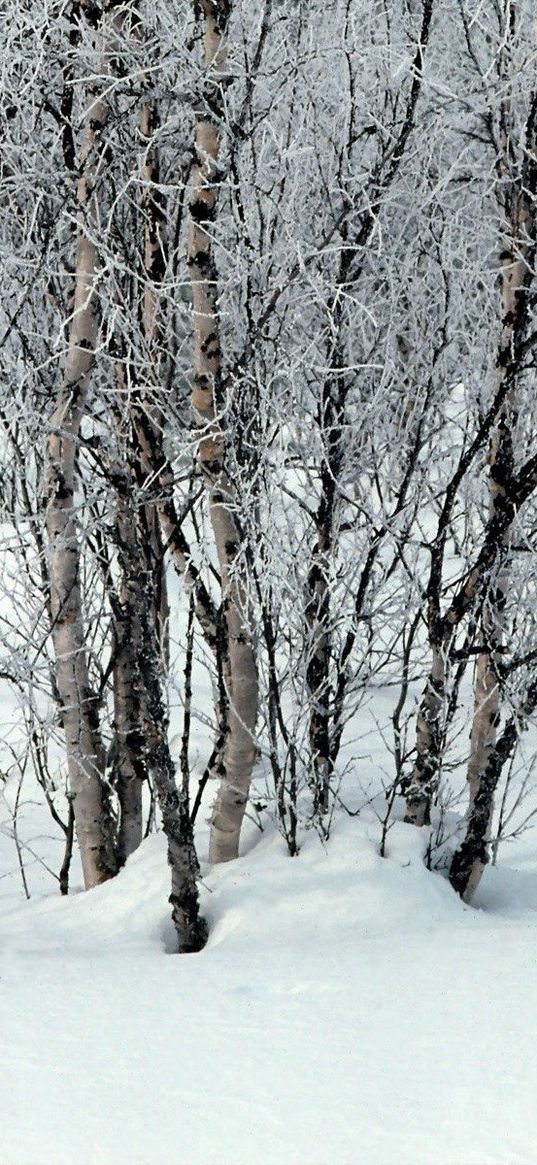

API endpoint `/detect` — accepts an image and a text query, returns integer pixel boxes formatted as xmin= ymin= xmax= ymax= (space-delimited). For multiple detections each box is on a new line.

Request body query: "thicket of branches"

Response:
xmin=0 ymin=0 xmax=536 ymax=949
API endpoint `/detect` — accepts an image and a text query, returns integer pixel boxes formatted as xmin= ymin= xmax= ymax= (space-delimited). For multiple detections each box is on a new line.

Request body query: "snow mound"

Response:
xmin=0 ymin=817 xmax=536 ymax=1165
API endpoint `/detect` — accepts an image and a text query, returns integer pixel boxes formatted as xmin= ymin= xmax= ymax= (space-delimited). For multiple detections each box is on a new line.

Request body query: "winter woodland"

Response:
xmin=2 ymin=0 xmax=537 ymax=940
xmin=2 ymin=2 xmax=537 ymax=1162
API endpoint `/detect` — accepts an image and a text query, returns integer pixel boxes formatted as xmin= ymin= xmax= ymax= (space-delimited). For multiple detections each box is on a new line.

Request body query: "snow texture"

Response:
xmin=1 ymin=811 xmax=537 ymax=1165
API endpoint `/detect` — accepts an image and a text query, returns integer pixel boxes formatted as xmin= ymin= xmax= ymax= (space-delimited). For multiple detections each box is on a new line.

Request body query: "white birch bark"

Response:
xmin=450 ymin=245 xmax=526 ymax=900
xmin=188 ymin=0 xmax=258 ymax=864
xmin=112 ymin=95 xmax=168 ymax=862
xmin=404 ymin=644 xmax=446 ymax=827
xmin=138 ymin=90 xmax=220 ymax=652
xmin=113 ymin=488 xmax=147 ymax=865
xmin=113 ymin=466 xmax=207 ymax=950
xmin=449 ymin=33 xmax=537 ymax=898
xmin=138 ymin=95 xmax=170 ymax=657
xmin=44 ymin=34 xmax=116 ymax=889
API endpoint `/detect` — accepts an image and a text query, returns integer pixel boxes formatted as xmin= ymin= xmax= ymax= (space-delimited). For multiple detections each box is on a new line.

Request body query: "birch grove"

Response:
xmin=0 ymin=0 xmax=537 ymax=948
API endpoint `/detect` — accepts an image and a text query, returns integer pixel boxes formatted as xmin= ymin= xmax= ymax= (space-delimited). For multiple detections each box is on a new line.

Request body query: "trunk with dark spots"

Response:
xmin=188 ymin=0 xmax=258 ymax=864
xmin=306 ymin=381 xmax=341 ymax=821
xmin=44 ymin=7 xmax=117 ymax=890
xmin=452 ymin=411 xmax=515 ymax=900
xmin=137 ymin=564 xmax=207 ymax=952
xmin=110 ymin=88 xmax=170 ymax=861
xmin=113 ymin=468 xmax=206 ymax=950
xmin=112 ymin=497 xmax=148 ymax=866
xmin=450 ymin=75 xmax=537 ymax=899
xmin=138 ymin=93 xmax=170 ymax=660
xmin=450 ymin=717 xmax=517 ymax=901
xmin=404 ymin=644 xmax=447 ymax=828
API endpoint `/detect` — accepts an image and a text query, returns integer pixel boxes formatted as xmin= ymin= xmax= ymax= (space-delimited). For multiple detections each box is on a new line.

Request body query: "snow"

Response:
xmin=1 ymin=810 xmax=537 ymax=1165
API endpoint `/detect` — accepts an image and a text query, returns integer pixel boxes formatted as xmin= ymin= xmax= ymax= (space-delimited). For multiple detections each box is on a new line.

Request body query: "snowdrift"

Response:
xmin=1 ymin=816 xmax=537 ymax=1165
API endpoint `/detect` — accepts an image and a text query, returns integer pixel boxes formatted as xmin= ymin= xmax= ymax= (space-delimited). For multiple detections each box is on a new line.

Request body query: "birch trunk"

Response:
xmin=306 ymin=397 xmax=340 ymax=820
xmin=188 ymin=0 xmax=258 ymax=864
xmin=139 ymin=95 xmax=169 ymax=658
xmin=449 ymin=51 xmax=537 ymax=898
xmin=106 ymin=80 xmax=206 ymax=933
xmin=138 ymin=89 xmax=220 ymax=652
xmin=404 ymin=644 xmax=446 ymax=827
xmin=113 ymin=493 xmax=147 ymax=865
xmin=306 ymin=540 xmax=332 ymax=820
xmin=116 ymin=86 xmax=223 ymax=846
xmin=138 ymin=587 xmax=207 ymax=951
xmin=306 ymin=282 xmax=347 ymax=820
xmin=118 ymin=470 xmax=207 ymax=950
xmin=112 ymin=93 xmax=169 ymax=861
xmin=450 ymin=260 xmax=526 ymax=899
xmin=44 ymin=25 xmax=117 ymax=889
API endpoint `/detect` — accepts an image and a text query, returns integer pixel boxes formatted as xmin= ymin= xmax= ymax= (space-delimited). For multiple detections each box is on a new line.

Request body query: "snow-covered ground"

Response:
xmin=1 ymin=804 xmax=537 ymax=1165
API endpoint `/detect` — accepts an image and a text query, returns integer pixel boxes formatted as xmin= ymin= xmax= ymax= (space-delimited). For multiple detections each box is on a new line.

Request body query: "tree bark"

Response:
xmin=188 ymin=0 xmax=258 ymax=864
xmin=138 ymin=584 xmax=207 ymax=951
xmin=450 ymin=82 xmax=537 ymax=898
xmin=111 ymin=94 xmax=169 ymax=861
xmin=454 ymin=411 xmax=515 ymax=900
xmin=305 ymin=343 xmax=343 ymax=821
xmin=44 ymin=14 xmax=117 ymax=889
xmin=113 ymin=493 xmax=148 ymax=865
xmin=404 ymin=644 xmax=446 ymax=827
xmin=115 ymin=466 xmax=207 ymax=950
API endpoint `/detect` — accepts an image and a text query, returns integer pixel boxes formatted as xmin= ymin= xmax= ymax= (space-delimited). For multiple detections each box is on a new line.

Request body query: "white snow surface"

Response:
xmin=1 ymin=811 xmax=537 ymax=1165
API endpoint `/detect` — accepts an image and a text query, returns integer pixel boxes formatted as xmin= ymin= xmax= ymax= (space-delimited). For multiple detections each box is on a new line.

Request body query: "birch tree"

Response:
xmin=187 ymin=0 xmax=259 ymax=863
xmin=449 ymin=1 xmax=537 ymax=899
xmin=43 ymin=0 xmax=119 ymax=889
